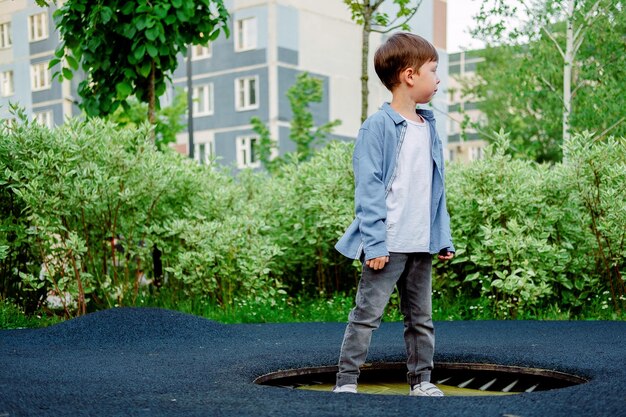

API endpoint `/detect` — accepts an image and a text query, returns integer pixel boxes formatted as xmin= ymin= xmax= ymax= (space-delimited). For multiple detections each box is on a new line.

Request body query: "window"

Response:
xmin=235 ymin=76 xmax=258 ymax=111
xmin=470 ymin=146 xmax=483 ymax=161
xmin=195 ymin=140 xmax=215 ymax=165
xmin=236 ymin=136 xmax=260 ymax=169
xmin=234 ymin=17 xmax=257 ymax=51
xmin=192 ymin=83 xmax=214 ymax=116
xmin=447 ymin=118 xmax=459 ymax=136
xmin=28 ymin=12 xmax=48 ymax=42
xmin=34 ymin=110 xmax=53 ymax=128
xmin=191 ymin=44 xmax=212 ymax=60
xmin=0 ymin=22 xmax=11 ymax=49
xmin=31 ymin=62 xmax=51 ymax=90
xmin=1 ymin=70 xmax=14 ymax=96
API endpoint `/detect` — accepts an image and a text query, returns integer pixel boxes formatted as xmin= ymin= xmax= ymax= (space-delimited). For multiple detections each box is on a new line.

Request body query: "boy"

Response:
xmin=333 ymin=32 xmax=455 ymax=396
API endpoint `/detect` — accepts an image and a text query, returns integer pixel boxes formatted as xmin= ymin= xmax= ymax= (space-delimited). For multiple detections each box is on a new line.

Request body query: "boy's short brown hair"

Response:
xmin=374 ymin=32 xmax=438 ymax=91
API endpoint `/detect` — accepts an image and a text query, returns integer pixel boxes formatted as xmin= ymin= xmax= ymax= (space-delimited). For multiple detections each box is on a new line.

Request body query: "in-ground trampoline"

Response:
xmin=255 ymin=361 xmax=587 ymax=396
xmin=1 ymin=307 xmax=624 ymax=416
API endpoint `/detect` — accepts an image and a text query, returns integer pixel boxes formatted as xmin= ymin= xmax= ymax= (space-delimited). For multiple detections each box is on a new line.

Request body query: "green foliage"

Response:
xmin=250 ymin=117 xmax=276 ymax=172
xmin=106 ymin=89 xmax=187 ymax=150
xmin=287 ymin=73 xmax=342 ymax=162
xmin=0 ymin=112 xmax=279 ymax=317
xmin=466 ymin=0 xmax=626 ymax=162
xmin=252 ymin=72 xmax=341 ymax=173
xmin=343 ymin=0 xmax=422 ymax=122
xmin=5 ymin=287 xmax=625 ymax=329
xmin=2 ymin=110 xmax=624 ymax=320
xmin=564 ymin=133 xmax=626 ymax=312
xmin=463 ymin=43 xmax=564 ymax=162
xmin=49 ymin=0 xmax=229 ymax=122
xmin=155 ymin=212 xmax=284 ymax=307
xmin=437 ymin=131 xmax=624 ymax=318
xmin=133 ymin=289 xmax=357 ymax=324
xmin=260 ymin=142 xmax=356 ymax=295
xmin=343 ymin=0 xmax=419 ymax=31
xmin=569 ymin=2 xmax=626 ymax=141
xmin=0 ymin=298 xmax=61 ymax=329
xmin=0 ymin=116 xmax=39 ymax=309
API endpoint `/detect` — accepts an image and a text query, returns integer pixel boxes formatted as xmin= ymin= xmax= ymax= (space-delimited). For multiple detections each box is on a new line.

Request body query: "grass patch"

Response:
xmin=133 ymin=289 xmax=357 ymax=324
xmin=3 ymin=289 xmax=624 ymax=330
xmin=0 ymin=298 xmax=62 ymax=330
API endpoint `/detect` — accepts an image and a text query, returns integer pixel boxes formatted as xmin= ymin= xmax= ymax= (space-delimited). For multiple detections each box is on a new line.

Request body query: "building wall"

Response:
xmin=446 ymin=50 xmax=487 ymax=163
xmin=297 ymin=1 xmax=362 ymax=136
xmin=2 ymin=0 xmax=451 ymax=169
xmin=0 ymin=0 xmax=77 ymax=126
xmin=174 ymin=0 xmax=370 ymax=168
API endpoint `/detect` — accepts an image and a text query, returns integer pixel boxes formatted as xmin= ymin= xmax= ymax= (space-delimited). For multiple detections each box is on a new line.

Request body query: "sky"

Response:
xmin=447 ymin=0 xmax=486 ymax=52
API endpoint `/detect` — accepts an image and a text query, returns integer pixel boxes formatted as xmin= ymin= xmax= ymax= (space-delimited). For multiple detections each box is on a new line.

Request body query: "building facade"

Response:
xmin=172 ymin=0 xmax=450 ymax=168
xmin=0 ymin=0 xmax=80 ymax=127
xmin=446 ymin=49 xmax=487 ymax=163
xmin=1 ymin=0 xmax=451 ymax=169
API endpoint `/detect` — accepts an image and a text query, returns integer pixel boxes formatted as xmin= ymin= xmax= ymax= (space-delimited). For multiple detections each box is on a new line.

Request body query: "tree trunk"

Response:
xmin=562 ymin=0 xmax=574 ymax=149
xmin=186 ymin=48 xmax=195 ymax=158
xmin=148 ymin=61 xmax=156 ymax=144
xmin=361 ymin=16 xmax=371 ymax=123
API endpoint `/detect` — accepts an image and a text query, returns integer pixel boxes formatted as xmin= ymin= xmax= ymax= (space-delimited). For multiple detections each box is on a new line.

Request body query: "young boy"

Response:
xmin=333 ymin=32 xmax=455 ymax=396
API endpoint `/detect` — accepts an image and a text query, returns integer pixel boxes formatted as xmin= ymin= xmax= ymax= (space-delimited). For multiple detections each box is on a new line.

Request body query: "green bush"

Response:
xmin=437 ymin=132 xmax=623 ymax=318
xmin=0 ymin=113 xmax=282 ymax=316
xmin=1 ymin=112 xmax=624 ymax=320
xmin=564 ymin=133 xmax=626 ymax=312
xmin=261 ymin=141 xmax=358 ymax=295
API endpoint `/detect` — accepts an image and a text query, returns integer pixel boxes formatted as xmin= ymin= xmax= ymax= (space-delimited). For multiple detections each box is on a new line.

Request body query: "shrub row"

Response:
xmin=1 ymin=116 xmax=624 ymax=318
xmin=439 ymin=133 xmax=625 ymax=317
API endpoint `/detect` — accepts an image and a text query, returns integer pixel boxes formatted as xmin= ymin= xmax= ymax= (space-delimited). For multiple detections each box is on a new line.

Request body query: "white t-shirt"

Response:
xmin=385 ymin=117 xmax=433 ymax=253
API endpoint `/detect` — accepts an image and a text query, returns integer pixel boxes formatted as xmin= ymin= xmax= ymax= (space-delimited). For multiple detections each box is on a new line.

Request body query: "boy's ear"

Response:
xmin=402 ymin=67 xmax=416 ymax=86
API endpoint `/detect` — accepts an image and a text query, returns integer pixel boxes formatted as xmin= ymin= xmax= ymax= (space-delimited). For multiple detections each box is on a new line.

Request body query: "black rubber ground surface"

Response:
xmin=1 ymin=307 xmax=625 ymax=416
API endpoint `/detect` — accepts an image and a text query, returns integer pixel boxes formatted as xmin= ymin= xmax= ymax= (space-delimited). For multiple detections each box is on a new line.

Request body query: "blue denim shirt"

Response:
xmin=335 ymin=103 xmax=455 ymax=260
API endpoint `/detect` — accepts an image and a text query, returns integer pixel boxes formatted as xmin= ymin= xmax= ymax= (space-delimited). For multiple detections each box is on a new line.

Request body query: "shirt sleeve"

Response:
xmin=353 ymin=126 xmax=389 ymax=260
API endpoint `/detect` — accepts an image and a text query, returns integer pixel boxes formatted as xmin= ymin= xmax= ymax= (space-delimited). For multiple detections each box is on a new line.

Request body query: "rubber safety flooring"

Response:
xmin=1 ymin=307 xmax=625 ymax=416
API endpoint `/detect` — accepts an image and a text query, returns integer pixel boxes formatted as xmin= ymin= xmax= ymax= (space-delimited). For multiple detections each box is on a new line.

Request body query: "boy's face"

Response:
xmin=409 ymin=60 xmax=440 ymax=104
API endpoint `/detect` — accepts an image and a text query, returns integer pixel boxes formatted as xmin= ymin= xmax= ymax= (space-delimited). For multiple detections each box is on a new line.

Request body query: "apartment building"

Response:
xmin=1 ymin=0 xmax=449 ymax=168
xmin=446 ymin=49 xmax=487 ymax=163
xmin=0 ymin=0 xmax=79 ymax=127
xmin=171 ymin=0 xmax=449 ymax=168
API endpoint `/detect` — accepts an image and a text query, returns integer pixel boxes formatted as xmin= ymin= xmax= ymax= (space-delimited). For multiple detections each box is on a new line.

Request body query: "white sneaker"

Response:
xmin=333 ymin=384 xmax=358 ymax=394
xmin=409 ymin=382 xmax=444 ymax=397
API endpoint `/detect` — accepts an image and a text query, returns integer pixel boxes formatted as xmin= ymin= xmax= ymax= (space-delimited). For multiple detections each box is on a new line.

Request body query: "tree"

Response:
xmin=344 ymin=0 xmax=422 ymax=123
xmin=106 ymin=88 xmax=187 ymax=151
xmin=251 ymin=72 xmax=341 ymax=173
xmin=38 ymin=0 xmax=229 ymax=139
xmin=467 ymin=0 xmax=625 ymax=162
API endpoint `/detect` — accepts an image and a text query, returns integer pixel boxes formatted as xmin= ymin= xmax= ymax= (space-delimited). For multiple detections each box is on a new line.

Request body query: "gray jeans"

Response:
xmin=336 ymin=252 xmax=434 ymax=387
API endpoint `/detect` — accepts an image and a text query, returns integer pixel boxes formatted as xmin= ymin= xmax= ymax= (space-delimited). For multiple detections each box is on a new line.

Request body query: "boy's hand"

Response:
xmin=437 ymin=250 xmax=454 ymax=261
xmin=366 ymin=256 xmax=389 ymax=270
